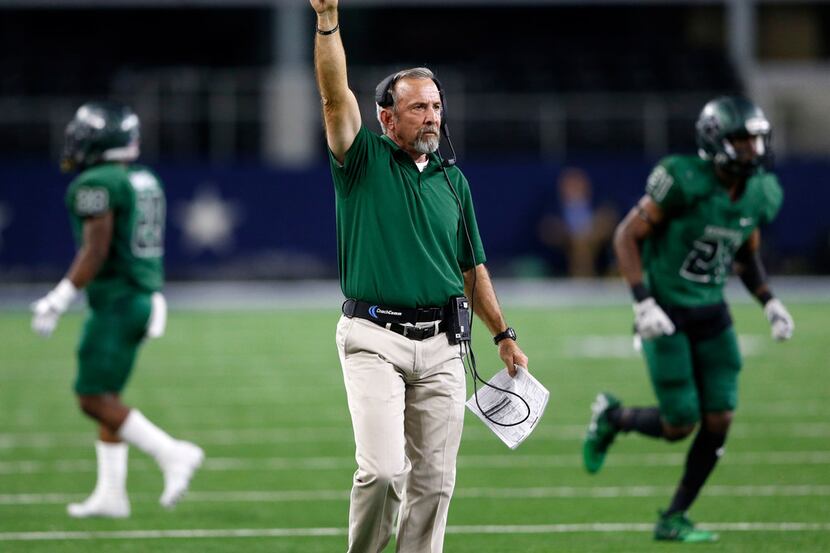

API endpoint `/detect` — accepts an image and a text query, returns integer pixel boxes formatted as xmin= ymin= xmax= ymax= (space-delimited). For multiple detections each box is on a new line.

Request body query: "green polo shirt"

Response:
xmin=328 ymin=126 xmax=486 ymax=308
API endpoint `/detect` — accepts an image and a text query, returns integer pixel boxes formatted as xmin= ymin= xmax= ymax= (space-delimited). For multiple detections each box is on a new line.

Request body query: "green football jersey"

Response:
xmin=65 ymin=162 xmax=165 ymax=307
xmin=642 ymin=155 xmax=783 ymax=308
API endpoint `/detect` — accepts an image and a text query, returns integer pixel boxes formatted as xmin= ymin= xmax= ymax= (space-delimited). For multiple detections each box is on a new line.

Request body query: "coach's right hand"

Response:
xmin=310 ymin=0 xmax=337 ymax=14
xmin=633 ymin=297 xmax=675 ymax=340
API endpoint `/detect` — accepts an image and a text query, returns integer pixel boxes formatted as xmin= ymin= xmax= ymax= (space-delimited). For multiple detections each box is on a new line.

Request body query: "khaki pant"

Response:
xmin=336 ymin=315 xmax=466 ymax=553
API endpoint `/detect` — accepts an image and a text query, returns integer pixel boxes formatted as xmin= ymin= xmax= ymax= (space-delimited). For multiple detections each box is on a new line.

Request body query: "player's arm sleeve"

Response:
xmin=734 ymin=231 xmax=770 ymax=301
xmin=328 ymin=126 xmax=380 ymax=198
xmin=455 ymin=173 xmax=487 ymax=271
xmin=66 ymin=177 xmax=120 ymax=219
xmin=758 ymin=174 xmax=784 ymax=225
xmin=644 ymin=157 xmax=686 ymax=214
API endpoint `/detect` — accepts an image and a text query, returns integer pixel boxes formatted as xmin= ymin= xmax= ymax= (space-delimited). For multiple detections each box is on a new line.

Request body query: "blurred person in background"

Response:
xmin=310 ymin=0 xmax=529 ymax=551
xmin=582 ymin=96 xmax=794 ymax=542
xmin=31 ymin=102 xmax=204 ymax=518
xmin=537 ymin=167 xmax=618 ymax=277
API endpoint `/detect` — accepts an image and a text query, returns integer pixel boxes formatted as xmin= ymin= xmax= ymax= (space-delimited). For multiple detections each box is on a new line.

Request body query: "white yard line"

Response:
xmin=0 ymin=527 xmax=345 ymax=541
xmin=3 ymin=484 xmax=830 ymax=506
xmin=2 ymin=450 xmax=829 ymax=475
xmin=2 ymin=421 xmax=830 ymax=449
xmin=564 ymin=335 xmax=766 ymax=358
xmin=2 ymin=522 xmax=830 ymax=541
xmin=6 ymin=277 xmax=830 ymax=311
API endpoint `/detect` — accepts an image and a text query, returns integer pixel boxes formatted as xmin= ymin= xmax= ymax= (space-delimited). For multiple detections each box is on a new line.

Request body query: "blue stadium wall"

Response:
xmin=1 ymin=159 xmax=827 ymax=280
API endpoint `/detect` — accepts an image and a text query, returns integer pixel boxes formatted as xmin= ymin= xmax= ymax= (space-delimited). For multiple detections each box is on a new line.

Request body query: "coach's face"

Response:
xmin=383 ymin=78 xmax=442 ymax=161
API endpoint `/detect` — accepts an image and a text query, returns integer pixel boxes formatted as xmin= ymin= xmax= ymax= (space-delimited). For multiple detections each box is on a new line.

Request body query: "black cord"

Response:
xmin=439 ymin=159 xmax=531 ymax=427
xmin=464 ymin=341 xmax=531 ymax=427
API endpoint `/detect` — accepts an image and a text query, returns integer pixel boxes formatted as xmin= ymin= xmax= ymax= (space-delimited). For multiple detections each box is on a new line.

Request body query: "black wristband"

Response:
xmin=631 ymin=283 xmax=651 ymax=302
xmin=757 ymin=290 xmax=774 ymax=305
xmin=316 ymin=23 xmax=339 ymax=35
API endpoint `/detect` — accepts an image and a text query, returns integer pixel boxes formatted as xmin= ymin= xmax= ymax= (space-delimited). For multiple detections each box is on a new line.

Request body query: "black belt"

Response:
xmin=342 ymin=299 xmax=448 ymax=341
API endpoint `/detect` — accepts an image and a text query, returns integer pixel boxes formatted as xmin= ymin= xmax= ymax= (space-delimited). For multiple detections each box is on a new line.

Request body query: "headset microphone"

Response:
xmin=440 ymin=122 xmax=457 ymax=168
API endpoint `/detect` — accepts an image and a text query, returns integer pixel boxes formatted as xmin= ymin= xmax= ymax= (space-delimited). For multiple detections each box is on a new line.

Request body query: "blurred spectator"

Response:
xmin=537 ymin=167 xmax=618 ymax=277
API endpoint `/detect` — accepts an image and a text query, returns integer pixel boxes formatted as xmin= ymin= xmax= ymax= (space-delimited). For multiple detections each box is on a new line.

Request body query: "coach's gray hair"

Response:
xmin=376 ymin=67 xmax=436 ymax=132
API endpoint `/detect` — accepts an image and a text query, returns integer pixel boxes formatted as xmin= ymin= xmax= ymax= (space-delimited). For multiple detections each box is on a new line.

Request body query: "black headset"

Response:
xmin=374 ymin=70 xmax=458 ymax=167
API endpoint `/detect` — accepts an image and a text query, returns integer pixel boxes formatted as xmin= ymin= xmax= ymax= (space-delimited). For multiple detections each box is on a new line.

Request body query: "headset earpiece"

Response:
xmin=374 ymin=73 xmax=398 ymax=108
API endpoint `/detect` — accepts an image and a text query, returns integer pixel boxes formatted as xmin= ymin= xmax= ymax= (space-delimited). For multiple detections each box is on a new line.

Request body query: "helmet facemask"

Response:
xmin=720 ymin=126 xmax=772 ymax=178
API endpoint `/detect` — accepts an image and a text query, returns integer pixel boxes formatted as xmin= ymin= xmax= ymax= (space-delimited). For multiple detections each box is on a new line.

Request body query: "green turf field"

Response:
xmin=1 ymin=301 xmax=828 ymax=552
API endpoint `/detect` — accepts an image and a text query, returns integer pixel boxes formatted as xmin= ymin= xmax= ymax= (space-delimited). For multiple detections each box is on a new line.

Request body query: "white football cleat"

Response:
xmin=67 ymin=492 xmax=130 ymax=519
xmin=159 ymin=441 xmax=204 ymax=508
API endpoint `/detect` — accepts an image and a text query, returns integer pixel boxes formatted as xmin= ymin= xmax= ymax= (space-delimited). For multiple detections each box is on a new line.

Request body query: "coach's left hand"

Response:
xmin=499 ymin=340 xmax=528 ymax=377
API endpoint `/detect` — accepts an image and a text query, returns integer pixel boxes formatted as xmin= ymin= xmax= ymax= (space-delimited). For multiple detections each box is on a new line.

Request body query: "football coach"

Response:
xmin=309 ymin=1 xmax=529 ymax=552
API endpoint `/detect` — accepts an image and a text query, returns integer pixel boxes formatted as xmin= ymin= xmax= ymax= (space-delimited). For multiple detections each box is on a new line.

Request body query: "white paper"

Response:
xmin=465 ymin=366 xmax=549 ymax=449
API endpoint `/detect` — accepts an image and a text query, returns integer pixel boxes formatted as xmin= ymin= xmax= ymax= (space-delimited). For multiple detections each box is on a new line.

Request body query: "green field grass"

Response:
xmin=1 ymin=302 xmax=829 ymax=552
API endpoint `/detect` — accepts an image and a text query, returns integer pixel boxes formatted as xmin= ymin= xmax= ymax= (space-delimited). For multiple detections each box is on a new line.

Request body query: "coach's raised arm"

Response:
xmin=310 ymin=0 xmax=360 ymax=163
xmin=309 ymin=2 xmax=529 ymax=551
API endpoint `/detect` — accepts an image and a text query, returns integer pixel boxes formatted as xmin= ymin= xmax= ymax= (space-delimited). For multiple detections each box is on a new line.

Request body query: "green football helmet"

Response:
xmin=696 ymin=96 xmax=772 ymax=177
xmin=61 ymin=101 xmax=140 ymax=172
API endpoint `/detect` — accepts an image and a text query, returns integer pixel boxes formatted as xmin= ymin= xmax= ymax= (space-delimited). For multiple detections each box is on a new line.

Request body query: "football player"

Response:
xmin=31 ymin=102 xmax=204 ymax=518
xmin=582 ymin=96 xmax=794 ymax=542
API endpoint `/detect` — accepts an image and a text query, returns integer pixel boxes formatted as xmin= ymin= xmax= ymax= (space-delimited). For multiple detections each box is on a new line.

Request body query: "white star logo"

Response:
xmin=175 ymin=186 xmax=243 ymax=255
xmin=0 ymin=202 xmax=12 ymax=253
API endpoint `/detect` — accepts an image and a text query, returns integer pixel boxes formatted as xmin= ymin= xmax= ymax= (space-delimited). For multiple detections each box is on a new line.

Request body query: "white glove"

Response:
xmin=632 ymin=333 xmax=643 ymax=352
xmin=764 ymin=298 xmax=794 ymax=341
xmin=633 ymin=297 xmax=675 ymax=340
xmin=146 ymin=292 xmax=167 ymax=339
xmin=31 ymin=279 xmax=78 ymax=338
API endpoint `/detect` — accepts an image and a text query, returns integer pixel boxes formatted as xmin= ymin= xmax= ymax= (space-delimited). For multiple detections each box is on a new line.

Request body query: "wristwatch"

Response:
xmin=493 ymin=327 xmax=517 ymax=345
